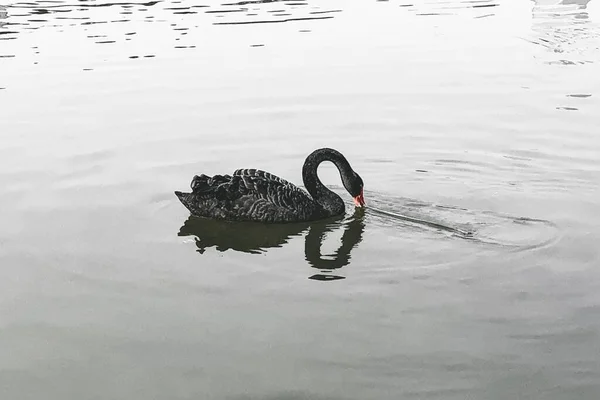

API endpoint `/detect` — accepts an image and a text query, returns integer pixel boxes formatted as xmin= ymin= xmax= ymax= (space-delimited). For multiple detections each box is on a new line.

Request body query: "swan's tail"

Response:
xmin=176 ymin=174 xmax=233 ymax=215
xmin=175 ymin=191 xmax=194 ymax=211
xmin=176 ymin=174 xmax=223 ymax=209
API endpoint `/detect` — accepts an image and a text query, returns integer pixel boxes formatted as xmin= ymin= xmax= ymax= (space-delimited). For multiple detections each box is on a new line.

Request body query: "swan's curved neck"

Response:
xmin=302 ymin=148 xmax=352 ymax=215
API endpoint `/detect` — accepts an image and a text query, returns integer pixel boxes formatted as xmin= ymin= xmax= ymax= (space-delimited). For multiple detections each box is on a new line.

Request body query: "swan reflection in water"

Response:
xmin=178 ymin=208 xmax=365 ymax=281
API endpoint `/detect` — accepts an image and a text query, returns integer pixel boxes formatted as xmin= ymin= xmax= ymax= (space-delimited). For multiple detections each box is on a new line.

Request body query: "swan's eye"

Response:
xmin=351 ymin=176 xmax=364 ymax=196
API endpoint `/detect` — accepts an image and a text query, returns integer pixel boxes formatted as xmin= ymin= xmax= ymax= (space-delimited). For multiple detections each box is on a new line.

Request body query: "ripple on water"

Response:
xmin=166 ymin=177 xmax=564 ymax=279
xmin=365 ymin=190 xmax=561 ymax=252
xmin=396 ymin=0 xmax=500 ymax=18
xmin=0 ymin=0 xmax=345 ymax=74
xmin=528 ymin=0 xmax=600 ymax=64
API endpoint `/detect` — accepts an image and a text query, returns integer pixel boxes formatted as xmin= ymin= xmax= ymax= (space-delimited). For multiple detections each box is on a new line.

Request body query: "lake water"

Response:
xmin=1 ymin=0 xmax=600 ymax=398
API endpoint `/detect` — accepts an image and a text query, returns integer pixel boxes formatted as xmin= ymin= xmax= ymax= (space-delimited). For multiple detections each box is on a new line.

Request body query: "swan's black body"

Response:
xmin=175 ymin=148 xmax=365 ymax=223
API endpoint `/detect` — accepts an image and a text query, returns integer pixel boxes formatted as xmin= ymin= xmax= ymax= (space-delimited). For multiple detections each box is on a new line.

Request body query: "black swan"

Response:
xmin=175 ymin=148 xmax=365 ymax=223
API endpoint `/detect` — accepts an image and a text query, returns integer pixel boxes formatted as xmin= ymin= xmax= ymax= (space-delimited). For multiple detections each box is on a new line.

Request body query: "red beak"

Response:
xmin=353 ymin=189 xmax=365 ymax=207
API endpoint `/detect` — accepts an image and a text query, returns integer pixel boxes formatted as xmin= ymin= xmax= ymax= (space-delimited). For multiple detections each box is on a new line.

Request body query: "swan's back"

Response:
xmin=175 ymin=168 xmax=324 ymax=223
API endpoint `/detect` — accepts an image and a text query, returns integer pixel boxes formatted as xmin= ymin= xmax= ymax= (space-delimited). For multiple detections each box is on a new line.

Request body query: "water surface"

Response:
xmin=1 ymin=0 xmax=600 ymax=399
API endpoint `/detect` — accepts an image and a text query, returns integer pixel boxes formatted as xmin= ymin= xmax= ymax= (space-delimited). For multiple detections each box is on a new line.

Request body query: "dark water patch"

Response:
xmin=81 ymin=20 xmax=109 ymax=25
xmin=472 ymin=3 xmax=497 ymax=8
xmin=416 ymin=13 xmax=452 ymax=16
xmin=309 ymin=10 xmax=342 ymax=15
xmin=567 ymin=93 xmax=591 ymax=98
xmin=556 ymin=106 xmax=578 ymax=111
xmin=205 ymin=9 xmax=247 ymax=14
xmin=223 ymin=0 xmax=284 ymax=5
xmin=213 ymin=15 xmax=333 ymax=25
xmin=164 ymin=6 xmax=200 ymax=10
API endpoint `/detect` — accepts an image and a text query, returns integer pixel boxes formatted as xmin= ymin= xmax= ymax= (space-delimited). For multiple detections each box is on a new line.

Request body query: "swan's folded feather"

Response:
xmin=233 ymin=168 xmax=293 ymax=187
xmin=234 ymin=170 xmax=309 ymax=210
xmin=189 ymin=169 xmax=310 ymax=211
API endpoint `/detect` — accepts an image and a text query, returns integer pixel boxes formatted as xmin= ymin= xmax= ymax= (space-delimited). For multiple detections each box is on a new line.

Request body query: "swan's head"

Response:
xmin=343 ymin=172 xmax=365 ymax=208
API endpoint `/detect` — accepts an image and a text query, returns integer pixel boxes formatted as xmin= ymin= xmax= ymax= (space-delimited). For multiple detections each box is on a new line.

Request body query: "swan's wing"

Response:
xmin=232 ymin=169 xmax=311 ymax=210
xmin=190 ymin=170 xmax=310 ymax=210
xmin=233 ymin=168 xmax=294 ymax=187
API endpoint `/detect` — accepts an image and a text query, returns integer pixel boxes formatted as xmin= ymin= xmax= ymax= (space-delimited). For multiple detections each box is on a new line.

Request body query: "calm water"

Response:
xmin=1 ymin=0 xmax=600 ymax=398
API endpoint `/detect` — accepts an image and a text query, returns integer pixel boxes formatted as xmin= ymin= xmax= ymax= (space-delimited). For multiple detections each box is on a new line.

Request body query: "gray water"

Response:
xmin=1 ymin=0 xmax=600 ymax=399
